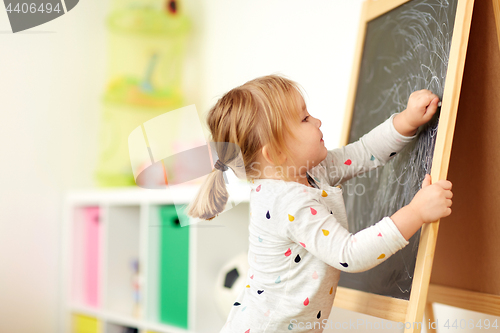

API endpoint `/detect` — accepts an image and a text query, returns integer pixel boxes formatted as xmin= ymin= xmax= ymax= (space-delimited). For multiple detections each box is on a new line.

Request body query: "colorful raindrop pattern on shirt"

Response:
xmin=247 ymin=179 xmax=391 ymax=325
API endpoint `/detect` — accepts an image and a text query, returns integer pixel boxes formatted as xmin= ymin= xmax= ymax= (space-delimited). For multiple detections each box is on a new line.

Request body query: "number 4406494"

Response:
xmin=6 ymin=3 xmax=61 ymax=14
xmin=444 ymin=319 xmax=498 ymax=330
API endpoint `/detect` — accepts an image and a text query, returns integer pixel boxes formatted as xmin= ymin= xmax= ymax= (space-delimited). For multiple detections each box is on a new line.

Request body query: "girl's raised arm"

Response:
xmin=285 ymin=195 xmax=409 ymax=273
xmin=319 ymin=113 xmax=416 ymax=186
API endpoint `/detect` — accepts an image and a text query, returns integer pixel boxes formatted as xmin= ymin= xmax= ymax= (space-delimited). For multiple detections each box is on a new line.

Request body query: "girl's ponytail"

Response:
xmin=187 ymin=143 xmax=244 ymax=221
xmin=186 ymin=166 xmax=229 ymax=221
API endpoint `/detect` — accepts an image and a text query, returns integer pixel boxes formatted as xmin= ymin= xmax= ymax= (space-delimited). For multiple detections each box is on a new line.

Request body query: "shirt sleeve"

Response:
xmin=321 ymin=113 xmax=417 ymax=186
xmin=285 ymin=196 xmax=409 ymax=273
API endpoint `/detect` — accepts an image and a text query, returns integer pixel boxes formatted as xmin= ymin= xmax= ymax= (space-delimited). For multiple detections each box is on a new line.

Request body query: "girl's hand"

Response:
xmin=390 ymin=174 xmax=452 ymax=241
xmin=408 ymin=174 xmax=453 ymax=223
xmin=393 ymin=89 xmax=440 ymax=136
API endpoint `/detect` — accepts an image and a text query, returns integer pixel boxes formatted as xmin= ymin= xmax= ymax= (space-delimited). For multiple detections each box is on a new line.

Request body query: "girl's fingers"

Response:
xmin=422 ymin=174 xmax=432 ymax=188
xmin=424 ymin=98 xmax=439 ymax=118
xmin=435 ymin=179 xmax=452 ymax=190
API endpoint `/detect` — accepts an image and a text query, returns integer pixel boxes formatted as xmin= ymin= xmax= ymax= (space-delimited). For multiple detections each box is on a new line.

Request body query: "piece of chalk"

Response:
xmin=438 ymin=101 xmax=442 ymax=107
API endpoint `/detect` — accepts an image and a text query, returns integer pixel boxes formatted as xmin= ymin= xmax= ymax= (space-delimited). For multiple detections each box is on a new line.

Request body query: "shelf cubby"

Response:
xmin=105 ymin=205 xmax=142 ymax=317
xmin=61 ymin=185 xmax=250 ymax=333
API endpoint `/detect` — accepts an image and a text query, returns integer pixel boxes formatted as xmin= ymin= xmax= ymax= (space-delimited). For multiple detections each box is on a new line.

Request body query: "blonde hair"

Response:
xmin=187 ymin=74 xmax=305 ymax=220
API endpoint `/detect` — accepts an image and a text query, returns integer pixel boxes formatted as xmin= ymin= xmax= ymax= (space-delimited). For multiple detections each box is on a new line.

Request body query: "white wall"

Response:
xmin=192 ymin=0 xmax=363 ymax=149
xmin=0 ymin=1 xmax=108 ymax=332
xmin=2 ymin=1 xmax=497 ymax=333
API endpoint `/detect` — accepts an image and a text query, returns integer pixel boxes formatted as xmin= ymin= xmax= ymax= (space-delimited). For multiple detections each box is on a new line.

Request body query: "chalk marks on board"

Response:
xmin=338 ymin=0 xmax=458 ymax=300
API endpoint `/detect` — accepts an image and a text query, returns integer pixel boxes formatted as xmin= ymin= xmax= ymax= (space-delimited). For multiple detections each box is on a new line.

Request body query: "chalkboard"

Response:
xmin=338 ymin=0 xmax=458 ymax=300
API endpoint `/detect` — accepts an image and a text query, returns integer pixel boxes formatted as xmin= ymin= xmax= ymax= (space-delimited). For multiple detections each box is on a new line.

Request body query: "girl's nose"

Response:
xmin=315 ymin=117 xmax=322 ymax=128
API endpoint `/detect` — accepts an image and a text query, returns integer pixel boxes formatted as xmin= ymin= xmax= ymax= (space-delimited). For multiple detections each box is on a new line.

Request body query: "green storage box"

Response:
xmin=158 ymin=205 xmax=189 ymax=329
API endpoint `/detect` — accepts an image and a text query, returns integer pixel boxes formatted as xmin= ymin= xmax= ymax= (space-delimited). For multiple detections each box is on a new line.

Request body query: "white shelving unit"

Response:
xmin=60 ymin=184 xmax=250 ymax=333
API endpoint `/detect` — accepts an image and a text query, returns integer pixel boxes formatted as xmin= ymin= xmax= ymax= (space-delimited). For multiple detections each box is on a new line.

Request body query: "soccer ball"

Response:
xmin=214 ymin=252 xmax=249 ymax=319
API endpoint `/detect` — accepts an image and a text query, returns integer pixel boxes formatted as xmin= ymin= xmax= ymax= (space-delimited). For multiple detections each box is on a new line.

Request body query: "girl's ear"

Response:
xmin=262 ymin=144 xmax=287 ymax=166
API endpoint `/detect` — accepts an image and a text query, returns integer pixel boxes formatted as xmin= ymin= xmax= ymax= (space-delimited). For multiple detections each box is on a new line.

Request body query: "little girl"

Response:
xmin=187 ymin=75 xmax=453 ymax=332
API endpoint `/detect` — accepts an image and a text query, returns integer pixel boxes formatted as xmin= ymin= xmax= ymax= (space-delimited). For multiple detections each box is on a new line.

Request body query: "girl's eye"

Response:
xmin=302 ymin=116 xmax=309 ymax=122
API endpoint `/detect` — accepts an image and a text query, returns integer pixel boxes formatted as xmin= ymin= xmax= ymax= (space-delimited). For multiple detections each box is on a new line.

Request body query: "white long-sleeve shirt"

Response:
xmin=220 ymin=114 xmax=416 ymax=332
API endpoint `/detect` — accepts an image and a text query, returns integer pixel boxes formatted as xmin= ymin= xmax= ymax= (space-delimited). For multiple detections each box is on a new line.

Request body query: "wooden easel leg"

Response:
xmin=425 ymin=302 xmax=437 ymax=333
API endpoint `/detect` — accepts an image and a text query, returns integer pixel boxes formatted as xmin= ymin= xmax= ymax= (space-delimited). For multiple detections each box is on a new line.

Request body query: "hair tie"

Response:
xmin=214 ymin=159 xmax=229 ymax=172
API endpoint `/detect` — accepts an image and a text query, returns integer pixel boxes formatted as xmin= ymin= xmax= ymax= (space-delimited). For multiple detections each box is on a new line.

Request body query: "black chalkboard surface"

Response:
xmin=338 ymin=0 xmax=458 ymax=300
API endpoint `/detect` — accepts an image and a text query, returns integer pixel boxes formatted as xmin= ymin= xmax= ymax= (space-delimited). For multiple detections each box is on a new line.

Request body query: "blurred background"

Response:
xmin=1 ymin=0 xmax=496 ymax=332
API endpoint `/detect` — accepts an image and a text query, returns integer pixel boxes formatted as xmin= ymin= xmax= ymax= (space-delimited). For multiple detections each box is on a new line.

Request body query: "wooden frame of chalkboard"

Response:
xmin=332 ymin=0 xmax=477 ymax=331
xmin=495 ymin=1 xmax=500 ymax=54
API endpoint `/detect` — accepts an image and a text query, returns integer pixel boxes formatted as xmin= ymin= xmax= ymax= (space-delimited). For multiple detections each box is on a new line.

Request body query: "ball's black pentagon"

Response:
xmin=224 ymin=268 xmax=239 ymax=288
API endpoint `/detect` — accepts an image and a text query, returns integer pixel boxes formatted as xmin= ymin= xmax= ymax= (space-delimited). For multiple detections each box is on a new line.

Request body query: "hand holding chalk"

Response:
xmin=393 ymin=89 xmax=441 ymax=136
xmin=406 ymin=89 xmax=440 ymax=126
